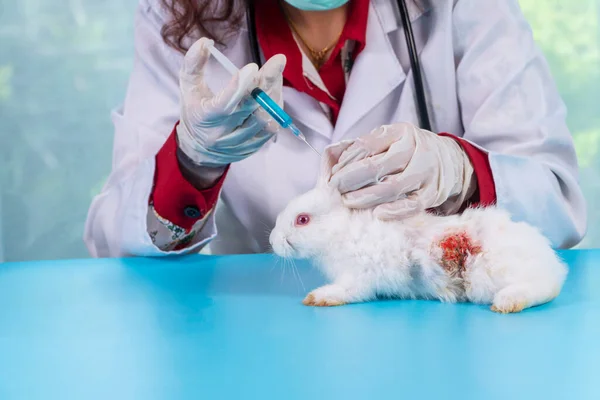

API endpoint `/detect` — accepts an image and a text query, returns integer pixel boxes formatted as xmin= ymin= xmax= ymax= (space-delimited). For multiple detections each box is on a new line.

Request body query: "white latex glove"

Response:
xmin=177 ymin=37 xmax=286 ymax=168
xmin=328 ymin=123 xmax=476 ymax=220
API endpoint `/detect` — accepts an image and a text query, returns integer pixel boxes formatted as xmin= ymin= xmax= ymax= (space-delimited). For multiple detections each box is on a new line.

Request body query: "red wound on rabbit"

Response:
xmin=438 ymin=232 xmax=482 ymax=277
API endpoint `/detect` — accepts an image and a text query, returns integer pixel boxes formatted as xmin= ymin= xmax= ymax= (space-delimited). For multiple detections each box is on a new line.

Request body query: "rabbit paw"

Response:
xmin=491 ymin=286 xmax=530 ymax=314
xmin=303 ymin=285 xmax=348 ymax=307
xmin=491 ymin=283 xmax=562 ymax=314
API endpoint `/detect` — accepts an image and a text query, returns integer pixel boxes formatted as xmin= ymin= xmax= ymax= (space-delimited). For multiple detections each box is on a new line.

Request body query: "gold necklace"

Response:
xmin=284 ymin=13 xmax=344 ymax=70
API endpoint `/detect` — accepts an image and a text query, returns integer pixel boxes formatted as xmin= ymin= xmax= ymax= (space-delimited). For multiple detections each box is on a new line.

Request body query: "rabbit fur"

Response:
xmin=269 ymin=146 xmax=568 ymax=313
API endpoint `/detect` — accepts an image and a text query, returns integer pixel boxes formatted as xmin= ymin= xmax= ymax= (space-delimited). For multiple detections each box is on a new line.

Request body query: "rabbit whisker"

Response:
xmin=268 ymin=243 xmax=278 ymax=270
xmin=259 ymin=220 xmax=273 ymax=241
xmin=281 ymin=256 xmax=288 ymax=284
xmin=291 ymin=258 xmax=306 ymax=292
xmin=269 ymin=252 xmax=278 ymax=273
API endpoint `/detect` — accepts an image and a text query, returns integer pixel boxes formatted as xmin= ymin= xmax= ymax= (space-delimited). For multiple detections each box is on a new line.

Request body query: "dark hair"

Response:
xmin=160 ymin=0 xmax=246 ymax=53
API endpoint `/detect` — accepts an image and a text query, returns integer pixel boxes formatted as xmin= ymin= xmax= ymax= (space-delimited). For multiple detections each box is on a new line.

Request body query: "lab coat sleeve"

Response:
xmin=451 ymin=0 xmax=587 ymax=248
xmin=84 ymin=0 xmax=220 ymax=257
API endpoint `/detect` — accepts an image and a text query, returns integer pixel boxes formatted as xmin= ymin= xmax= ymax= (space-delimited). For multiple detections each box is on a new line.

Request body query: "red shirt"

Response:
xmin=255 ymin=0 xmax=368 ymax=122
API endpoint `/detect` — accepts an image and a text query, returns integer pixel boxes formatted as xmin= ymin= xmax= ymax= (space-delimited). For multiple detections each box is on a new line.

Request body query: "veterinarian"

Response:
xmin=84 ymin=0 xmax=587 ymax=257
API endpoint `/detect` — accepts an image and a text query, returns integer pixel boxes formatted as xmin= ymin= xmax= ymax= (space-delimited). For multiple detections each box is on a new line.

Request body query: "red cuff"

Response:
xmin=151 ymin=124 xmax=227 ymax=231
xmin=439 ymin=133 xmax=497 ymax=207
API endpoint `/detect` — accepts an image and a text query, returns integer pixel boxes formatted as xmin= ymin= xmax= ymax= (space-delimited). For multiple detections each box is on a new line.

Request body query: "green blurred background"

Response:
xmin=0 ymin=0 xmax=598 ymax=261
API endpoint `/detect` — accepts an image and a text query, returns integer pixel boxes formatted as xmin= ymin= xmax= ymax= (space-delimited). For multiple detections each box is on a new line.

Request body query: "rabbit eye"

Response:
xmin=295 ymin=214 xmax=311 ymax=227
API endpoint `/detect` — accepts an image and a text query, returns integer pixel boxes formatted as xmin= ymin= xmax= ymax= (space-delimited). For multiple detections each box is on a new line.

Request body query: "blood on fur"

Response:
xmin=438 ymin=232 xmax=482 ymax=277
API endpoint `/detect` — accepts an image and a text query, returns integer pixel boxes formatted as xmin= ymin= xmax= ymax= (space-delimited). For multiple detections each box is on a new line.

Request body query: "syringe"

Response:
xmin=207 ymin=44 xmax=321 ymax=156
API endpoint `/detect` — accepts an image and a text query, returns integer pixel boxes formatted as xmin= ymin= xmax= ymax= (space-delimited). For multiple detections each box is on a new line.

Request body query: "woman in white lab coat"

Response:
xmin=84 ymin=0 xmax=587 ymax=257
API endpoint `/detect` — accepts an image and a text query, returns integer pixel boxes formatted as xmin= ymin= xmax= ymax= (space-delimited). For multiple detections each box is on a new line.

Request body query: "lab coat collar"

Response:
xmin=374 ymin=0 xmax=432 ymax=33
xmin=333 ymin=0 xmax=425 ymax=139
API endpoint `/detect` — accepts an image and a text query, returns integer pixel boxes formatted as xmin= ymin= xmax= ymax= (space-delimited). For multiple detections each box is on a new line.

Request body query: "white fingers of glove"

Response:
xmin=330 ymin=126 xmax=416 ymax=193
xmin=214 ymin=54 xmax=287 ymax=150
xmin=318 ymin=140 xmax=356 ymax=186
xmin=177 ymin=37 xmax=286 ymax=167
xmin=329 ymin=123 xmax=474 ymax=219
xmin=333 ymin=124 xmax=407 ymax=171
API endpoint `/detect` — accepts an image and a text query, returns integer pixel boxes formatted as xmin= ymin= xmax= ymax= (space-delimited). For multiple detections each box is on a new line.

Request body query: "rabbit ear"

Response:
xmin=317 ymin=140 xmax=354 ymax=188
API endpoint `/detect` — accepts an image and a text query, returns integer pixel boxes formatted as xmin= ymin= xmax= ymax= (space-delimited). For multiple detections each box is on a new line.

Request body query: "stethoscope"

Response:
xmin=246 ymin=0 xmax=432 ymax=131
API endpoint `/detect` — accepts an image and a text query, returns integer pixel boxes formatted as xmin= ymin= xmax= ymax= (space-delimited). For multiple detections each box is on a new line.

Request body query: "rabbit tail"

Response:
xmin=458 ymin=208 xmax=568 ymax=313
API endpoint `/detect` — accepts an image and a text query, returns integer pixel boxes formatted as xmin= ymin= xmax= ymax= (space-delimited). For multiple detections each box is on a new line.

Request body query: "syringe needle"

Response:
xmin=288 ymin=124 xmax=320 ymax=156
xmin=300 ymin=134 xmax=321 ymax=156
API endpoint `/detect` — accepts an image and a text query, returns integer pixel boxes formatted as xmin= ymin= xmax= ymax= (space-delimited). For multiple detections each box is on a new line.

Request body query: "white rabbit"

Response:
xmin=269 ymin=146 xmax=568 ymax=313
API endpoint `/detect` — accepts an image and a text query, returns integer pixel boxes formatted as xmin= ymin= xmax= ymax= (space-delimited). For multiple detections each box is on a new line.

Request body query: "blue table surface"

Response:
xmin=0 ymin=250 xmax=599 ymax=400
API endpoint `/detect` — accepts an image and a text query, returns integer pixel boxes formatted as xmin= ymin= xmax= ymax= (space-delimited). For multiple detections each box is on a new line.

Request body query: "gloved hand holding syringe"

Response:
xmin=207 ymin=43 xmax=320 ymax=156
xmin=176 ymin=37 xmax=320 ymax=179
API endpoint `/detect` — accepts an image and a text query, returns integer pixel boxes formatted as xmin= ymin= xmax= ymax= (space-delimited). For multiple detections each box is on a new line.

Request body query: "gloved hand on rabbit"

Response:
xmin=328 ymin=123 xmax=477 ymax=220
xmin=269 ymin=135 xmax=567 ymax=313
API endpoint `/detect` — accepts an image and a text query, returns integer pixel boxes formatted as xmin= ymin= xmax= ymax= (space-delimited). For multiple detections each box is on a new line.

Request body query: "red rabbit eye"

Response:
xmin=295 ymin=214 xmax=311 ymax=227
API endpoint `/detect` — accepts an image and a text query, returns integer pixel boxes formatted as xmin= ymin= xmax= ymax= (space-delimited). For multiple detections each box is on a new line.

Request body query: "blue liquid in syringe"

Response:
xmin=251 ymin=88 xmax=320 ymax=155
xmin=206 ymin=43 xmax=319 ymax=155
xmin=251 ymin=88 xmax=292 ymax=128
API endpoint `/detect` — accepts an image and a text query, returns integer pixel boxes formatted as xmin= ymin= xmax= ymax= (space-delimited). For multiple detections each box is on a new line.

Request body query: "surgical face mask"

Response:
xmin=283 ymin=0 xmax=350 ymax=11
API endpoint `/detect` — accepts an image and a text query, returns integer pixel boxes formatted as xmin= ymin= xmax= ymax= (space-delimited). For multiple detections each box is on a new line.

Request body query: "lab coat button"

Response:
xmin=184 ymin=206 xmax=201 ymax=219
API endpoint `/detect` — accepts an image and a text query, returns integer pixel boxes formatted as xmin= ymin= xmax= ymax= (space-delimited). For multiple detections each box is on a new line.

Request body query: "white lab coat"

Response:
xmin=84 ymin=0 xmax=587 ymax=257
